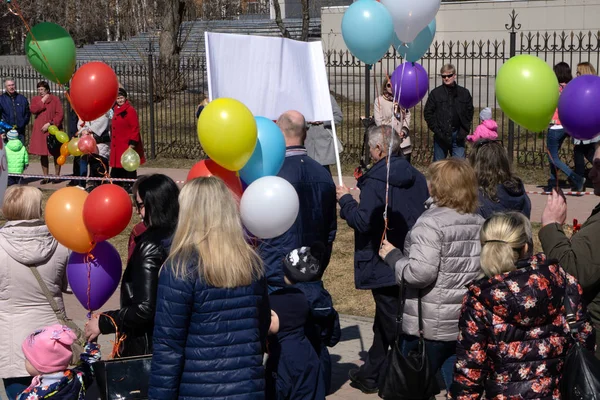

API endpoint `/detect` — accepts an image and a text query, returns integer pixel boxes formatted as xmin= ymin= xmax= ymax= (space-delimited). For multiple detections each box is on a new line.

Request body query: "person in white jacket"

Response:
xmin=76 ymin=110 xmax=112 ymax=191
xmin=0 ymin=186 xmax=70 ymax=399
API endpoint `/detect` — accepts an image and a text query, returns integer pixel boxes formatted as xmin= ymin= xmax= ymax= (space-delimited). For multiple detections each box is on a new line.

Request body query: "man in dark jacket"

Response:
xmin=336 ymin=125 xmax=429 ymax=393
xmin=0 ymin=79 xmax=30 ymax=141
xmin=424 ymin=64 xmax=474 ymax=161
xmin=259 ymin=110 xmax=337 ymax=292
xmin=539 ymin=144 xmax=600 ymax=358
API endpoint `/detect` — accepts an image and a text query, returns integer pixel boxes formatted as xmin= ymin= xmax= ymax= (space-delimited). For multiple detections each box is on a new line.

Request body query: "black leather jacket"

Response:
xmin=424 ymin=83 xmax=474 ymax=147
xmin=99 ymin=227 xmax=172 ymax=357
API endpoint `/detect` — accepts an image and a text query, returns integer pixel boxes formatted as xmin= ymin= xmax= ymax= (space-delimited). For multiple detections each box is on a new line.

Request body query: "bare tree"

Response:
xmin=273 ymin=0 xmax=310 ymax=41
xmin=272 ymin=0 xmax=291 ymax=39
xmin=300 ymin=0 xmax=309 ymax=41
xmin=155 ymin=0 xmax=186 ymax=97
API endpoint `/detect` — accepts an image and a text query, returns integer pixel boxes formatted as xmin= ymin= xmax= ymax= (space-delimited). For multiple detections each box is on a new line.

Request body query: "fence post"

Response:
xmin=148 ymin=49 xmax=156 ymax=160
xmin=505 ymin=9 xmax=521 ymax=164
xmin=364 ymin=64 xmax=371 ymax=163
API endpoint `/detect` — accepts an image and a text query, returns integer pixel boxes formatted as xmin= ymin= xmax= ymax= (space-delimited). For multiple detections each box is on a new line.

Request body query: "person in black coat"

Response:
xmin=424 ymin=64 xmax=474 ymax=161
xmin=336 ymin=124 xmax=429 ymax=394
xmin=469 ymin=139 xmax=531 ymax=219
xmin=85 ymin=174 xmax=180 ymax=356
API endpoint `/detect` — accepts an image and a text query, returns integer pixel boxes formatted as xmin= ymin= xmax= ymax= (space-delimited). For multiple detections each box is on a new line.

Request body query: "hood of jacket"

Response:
xmin=360 ymin=155 xmax=417 ymax=190
xmin=496 ymin=179 xmax=528 ymax=205
xmin=482 ymin=119 xmax=498 ymax=131
xmin=6 ymin=138 xmax=23 ymax=152
xmin=0 ymin=220 xmax=59 ymax=265
xmin=470 ymin=254 xmax=565 ymax=329
xmin=270 ymin=287 xmax=309 ymax=339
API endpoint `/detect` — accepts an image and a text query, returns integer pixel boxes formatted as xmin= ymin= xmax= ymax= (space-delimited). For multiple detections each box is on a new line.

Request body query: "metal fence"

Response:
xmin=1 ymin=9 xmax=598 ymax=167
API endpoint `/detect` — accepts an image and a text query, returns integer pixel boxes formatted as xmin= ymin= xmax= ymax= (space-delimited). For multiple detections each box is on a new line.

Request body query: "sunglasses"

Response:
xmin=386 ymin=83 xmax=392 ymax=88
xmin=441 ymin=74 xmax=455 ymax=79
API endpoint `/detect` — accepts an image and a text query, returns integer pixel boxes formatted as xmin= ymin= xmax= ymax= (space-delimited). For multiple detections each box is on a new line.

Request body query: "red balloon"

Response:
xmin=78 ymin=135 xmax=97 ymax=155
xmin=83 ymin=184 xmax=133 ymax=242
xmin=70 ymin=62 xmax=119 ymax=121
xmin=187 ymin=159 xmax=243 ymax=198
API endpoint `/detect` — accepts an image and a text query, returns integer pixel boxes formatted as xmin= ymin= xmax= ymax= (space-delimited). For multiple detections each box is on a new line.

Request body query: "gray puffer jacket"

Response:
xmin=384 ymin=199 xmax=484 ymax=342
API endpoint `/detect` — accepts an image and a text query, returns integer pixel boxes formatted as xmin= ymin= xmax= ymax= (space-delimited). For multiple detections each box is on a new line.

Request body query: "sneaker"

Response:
xmin=348 ymin=369 xmax=379 ymax=394
xmin=572 ymin=177 xmax=586 ymax=193
xmin=66 ymin=180 xmax=78 ymax=187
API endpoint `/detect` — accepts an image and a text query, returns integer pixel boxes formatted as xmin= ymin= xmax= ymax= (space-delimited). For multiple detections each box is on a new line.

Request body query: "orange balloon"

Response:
xmin=45 ymin=187 xmax=95 ymax=253
xmin=60 ymin=142 xmax=69 ymax=157
xmin=56 ymin=155 xmax=66 ymax=166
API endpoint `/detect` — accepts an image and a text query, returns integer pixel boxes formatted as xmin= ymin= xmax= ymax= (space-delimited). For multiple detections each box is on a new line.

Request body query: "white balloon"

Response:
xmin=381 ymin=0 xmax=441 ymax=43
xmin=240 ymin=176 xmax=299 ymax=240
xmin=0 ymin=143 xmax=8 ymax=207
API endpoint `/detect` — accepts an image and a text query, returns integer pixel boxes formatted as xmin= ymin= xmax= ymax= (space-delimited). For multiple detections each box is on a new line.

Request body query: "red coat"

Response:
xmin=29 ymin=94 xmax=64 ymax=156
xmin=109 ymin=101 xmax=146 ymax=168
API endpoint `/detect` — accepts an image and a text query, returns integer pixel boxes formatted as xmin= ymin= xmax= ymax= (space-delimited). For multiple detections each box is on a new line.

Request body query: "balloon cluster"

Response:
xmin=45 ymin=185 xmax=132 ymax=311
xmin=341 ymin=0 xmax=440 ymax=65
xmin=193 ymin=98 xmax=298 ymax=239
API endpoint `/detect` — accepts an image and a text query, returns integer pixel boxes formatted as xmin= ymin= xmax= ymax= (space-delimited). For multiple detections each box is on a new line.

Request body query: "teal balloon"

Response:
xmin=25 ymin=22 xmax=76 ymax=85
xmin=341 ymin=0 xmax=394 ymax=65
xmin=239 ymin=117 xmax=286 ymax=184
xmin=392 ymin=18 xmax=436 ymax=62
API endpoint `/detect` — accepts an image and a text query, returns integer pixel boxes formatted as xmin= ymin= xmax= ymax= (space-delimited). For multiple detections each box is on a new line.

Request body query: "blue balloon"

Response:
xmin=239 ymin=117 xmax=286 ymax=184
xmin=341 ymin=0 xmax=394 ymax=65
xmin=392 ymin=18 xmax=436 ymax=63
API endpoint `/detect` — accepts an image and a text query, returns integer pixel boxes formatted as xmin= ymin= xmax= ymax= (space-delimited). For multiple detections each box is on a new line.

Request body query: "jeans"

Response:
xmin=4 ymin=377 xmax=32 ymax=399
xmin=574 ymin=142 xmax=596 ymax=180
xmin=547 ymin=128 xmax=580 ymax=186
xmin=433 ymin=131 xmax=465 ymax=161
xmin=401 ymin=335 xmax=457 ymax=390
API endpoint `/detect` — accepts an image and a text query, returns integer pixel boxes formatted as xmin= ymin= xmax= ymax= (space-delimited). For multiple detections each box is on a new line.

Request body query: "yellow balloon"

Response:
xmin=48 ymin=125 xmax=59 ymax=135
xmin=56 ymin=131 xmax=69 ymax=143
xmin=67 ymin=137 xmax=83 ymax=156
xmin=197 ymin=98 xmax=257 ymax=171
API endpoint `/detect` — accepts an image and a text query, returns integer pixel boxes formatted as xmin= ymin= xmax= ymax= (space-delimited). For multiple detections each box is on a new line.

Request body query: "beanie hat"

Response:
xmin=22 ymin=324 xmax=76 ymax=374
xmin=479 ymin=107 xmax=492 ymax=121
xmin=118 ymin=88 xmax=128 ymax=98
xmin=7 ymin=129 xmax=18 ymax=140
xmin=283 ymin=242 xmax=325 ymax=283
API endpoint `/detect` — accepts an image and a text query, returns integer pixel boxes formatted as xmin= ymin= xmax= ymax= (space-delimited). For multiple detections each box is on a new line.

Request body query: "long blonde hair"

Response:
xmin=166 ymin=177 xmax=264 ymax=288
xmin=480 ymin=212 xmax=532 ymax=277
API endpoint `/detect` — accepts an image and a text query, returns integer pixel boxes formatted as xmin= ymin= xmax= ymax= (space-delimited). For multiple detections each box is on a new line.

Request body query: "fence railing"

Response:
xmin=1 ymin=10 xmax=597 ymax=168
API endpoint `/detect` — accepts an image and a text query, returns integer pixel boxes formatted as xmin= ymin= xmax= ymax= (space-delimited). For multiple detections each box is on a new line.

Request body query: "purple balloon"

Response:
xmin=67 ymin=241 xmax=122 ymax=311
xmin=558 ymin=75 xmax=600 ymax=140
xmin=390 ymin=62 xmax=429 ymax=109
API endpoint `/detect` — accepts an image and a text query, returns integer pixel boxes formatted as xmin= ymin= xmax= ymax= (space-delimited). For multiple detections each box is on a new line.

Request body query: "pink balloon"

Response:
xmin=78 ymin=135 xmax=97 ymax=155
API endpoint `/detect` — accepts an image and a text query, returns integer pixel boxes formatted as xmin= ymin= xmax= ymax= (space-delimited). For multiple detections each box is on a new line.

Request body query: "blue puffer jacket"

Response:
xmin=260 ymin=146 xmax=337 ymax=289
xmin=339 ymin=155 xmax=429 ymax=289
xmin=149 ymin=259 xmax=271 ymax=400
xmin=0 ymin=92 xmax=30 ymax=137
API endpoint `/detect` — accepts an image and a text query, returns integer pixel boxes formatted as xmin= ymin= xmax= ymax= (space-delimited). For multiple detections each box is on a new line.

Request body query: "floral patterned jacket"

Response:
xmin=449 ymin=254 xmax=595 ymax=400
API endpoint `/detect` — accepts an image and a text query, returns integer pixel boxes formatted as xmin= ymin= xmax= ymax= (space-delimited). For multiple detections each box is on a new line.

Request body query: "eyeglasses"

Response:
xmin=441 ymin=74 xmax=455 ymax=79
xmin=386 ymin=83 xmax=392 ymax=88
xmin=135 ymin=200 xmax=144 ymax=210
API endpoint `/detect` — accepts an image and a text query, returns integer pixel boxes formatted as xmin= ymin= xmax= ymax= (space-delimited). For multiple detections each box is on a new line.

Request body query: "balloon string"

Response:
xmin=88 ymin=153 xmax=113 ymax=185
xmin=98 ymin=313 xmax=127 ymax=359
xmin=84 ymin=253 xmax=95 ymax=318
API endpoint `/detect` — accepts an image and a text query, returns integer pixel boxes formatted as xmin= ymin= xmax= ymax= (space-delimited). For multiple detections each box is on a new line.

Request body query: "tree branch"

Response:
xmin=272 ymin=0 xmax=291 ymax=39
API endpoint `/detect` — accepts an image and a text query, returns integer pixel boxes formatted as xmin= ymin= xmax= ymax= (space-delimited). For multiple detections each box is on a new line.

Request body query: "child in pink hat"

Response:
xmin=18 ymin=324 xmax=100 ymax=400
xmin=467 ymin=107 xmax=499 ymax=143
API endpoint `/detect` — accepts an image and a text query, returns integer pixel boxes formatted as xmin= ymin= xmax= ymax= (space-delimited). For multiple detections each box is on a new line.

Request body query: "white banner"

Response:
xmin=205 ymin=32 xmax=334 ymax=122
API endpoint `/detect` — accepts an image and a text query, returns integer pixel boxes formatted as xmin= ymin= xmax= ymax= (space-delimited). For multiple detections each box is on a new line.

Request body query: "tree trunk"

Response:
xmin=156 ymin=0 xmax=187 ymax=99
xmin=272 ymin=0 xmax=291 ymax=39
xmin=300 ymin=0 xmax=309 ymax=41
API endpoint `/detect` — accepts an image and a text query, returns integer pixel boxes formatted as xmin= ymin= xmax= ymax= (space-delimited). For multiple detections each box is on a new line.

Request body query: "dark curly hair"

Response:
xmin=469 ymin=140 xmax=521 ymax=202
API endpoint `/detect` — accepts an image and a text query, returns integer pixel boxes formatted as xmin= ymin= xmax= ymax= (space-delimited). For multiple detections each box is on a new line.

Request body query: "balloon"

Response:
xmin=67 ymin=137 xmax=83 ymax=157
xmin=0 ymin=141 xmax=8 ymax=207
xmin=83 ymin=184 xmax=133 ymax=242
xmin=558 ymin=75 xmax=600 ymax=140
xmin=121 ymin=148 xmax=141 ymax=172
xmin=392 ymin=19 xmax=436 ymax=62
xmin=78 ymin=135 xmax=96 ymax=154
xmin=70 ymin=62 xmax=119 ymax=121
xmin=240 ymin=176 xmax=299 ymax=239
xmin=67 ymin=241 xmax=122 ymax=311
xmin=341 ymin=0 xmax=394 ymax=65
xmin=60 ymin=142 xmax=69 ymax=157
xmin=239 ymin=117 xmax=286 ymax=184
xmin=381 ymin=0 xmax=440 ymax=43
xmin=390 ymin=62 xmax=429 ymax=109
xmin=197 ymin=98 xmax=257 ymax=171
xmin=496 ymin=55 xmax=559 ymax=133
xmin=25 ymin=22 xmax=76 ymax=85
xmin=45 ymin=187 xmax=95 ymax=254
xmin=187 ymin=159 xmax=243 ymax=198
xmin=55 ymin=131 xmax=69 ymax=144
xmin=56 ymin=155 xmax=66 ymax=166
xmin=48 ymin=125 xmax=59 ymax=135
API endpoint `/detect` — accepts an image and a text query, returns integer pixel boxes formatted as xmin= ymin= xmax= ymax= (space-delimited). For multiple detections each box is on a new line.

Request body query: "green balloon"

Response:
xmin=496 ymin=54 xmax=559 ymax=133
xmin=25 ymin=22 xmax=76 ymax=85
xmin=55 ymin=131 xmax=69 ymax=144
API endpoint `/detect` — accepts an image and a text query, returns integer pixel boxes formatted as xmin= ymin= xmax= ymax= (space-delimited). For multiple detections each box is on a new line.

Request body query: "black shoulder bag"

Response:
xmin=560 ymin=276 xmax=600 ymax=400
xmin=379 ymin=271 xmax=440 ymax=400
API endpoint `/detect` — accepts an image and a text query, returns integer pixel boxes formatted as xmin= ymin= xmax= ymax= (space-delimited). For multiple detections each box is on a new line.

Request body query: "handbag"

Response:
xmin=46 ymin=133 xmax=61 ymax=153
xmin=560 ymin=277 xmax=600 ymax=399
xmin=378 ymin=271 xmax=440 ymax=400
xmin=94 ymin=355 xmax=152 ymax=400
xmin=28 ymin=265 xmax=86 ymax=364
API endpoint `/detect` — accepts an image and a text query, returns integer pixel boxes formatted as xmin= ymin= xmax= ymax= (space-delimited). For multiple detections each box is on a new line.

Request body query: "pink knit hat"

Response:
xmin=22 ymin=324 xmax=77 ymax=374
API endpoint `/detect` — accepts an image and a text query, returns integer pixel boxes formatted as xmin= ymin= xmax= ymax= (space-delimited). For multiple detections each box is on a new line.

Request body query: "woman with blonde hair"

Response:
xmin=149 ymin=176 xmax=270 ymax=400
xmin=379 ymin=158 xmax=484 ymax=390
xmin=449 ymin=212 xmax=595 ymax=399
xmin=0 ymin=186 xmax=70 ymax=398
xmin=374 ymin=76 xmax=412 ymax=163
